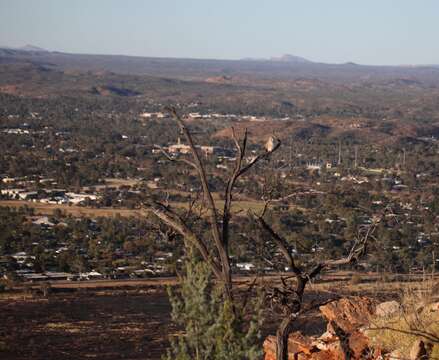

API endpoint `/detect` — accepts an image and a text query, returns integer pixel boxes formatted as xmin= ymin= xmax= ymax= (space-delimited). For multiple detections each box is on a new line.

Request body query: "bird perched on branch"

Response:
xmin=265 ymin=135 xmax=279 ymax=152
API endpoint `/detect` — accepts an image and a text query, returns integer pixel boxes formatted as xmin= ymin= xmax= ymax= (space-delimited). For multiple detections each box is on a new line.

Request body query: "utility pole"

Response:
xmin=354 ymin=145 xmax=358 ymax=169
xmin=338 ymin=141 xmax=342 ymax=166
xmin=403 ymin=148 xmax=406 ymax=168
xmin=289 ymin=142 xmax=292 ymax=167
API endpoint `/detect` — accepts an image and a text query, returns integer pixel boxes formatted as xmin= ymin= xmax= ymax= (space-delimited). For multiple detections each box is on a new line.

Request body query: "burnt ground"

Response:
xmin=0 ymin=274 xmax=405 ymax=360
xmin=0 ymin=288 xmax=176 ymax=360
xmin=0 ymin=286 xmax=329 ymax=360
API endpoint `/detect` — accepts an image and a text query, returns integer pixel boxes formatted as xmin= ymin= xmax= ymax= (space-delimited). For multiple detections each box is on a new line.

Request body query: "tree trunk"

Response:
xmin=276 ymin=313 xmax=297 ymax=360
xmin=276 ymin=277 xmax=307 ymax=360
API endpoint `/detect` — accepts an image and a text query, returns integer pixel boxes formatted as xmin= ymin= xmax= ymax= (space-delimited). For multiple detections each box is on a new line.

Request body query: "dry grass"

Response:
xmin=366 ymin=280 xmax=439 ymax=357
xmin=0 ymin=198 xmax=295 ymax=219
xmin=0 ymin=200 xmax=145 ymax=218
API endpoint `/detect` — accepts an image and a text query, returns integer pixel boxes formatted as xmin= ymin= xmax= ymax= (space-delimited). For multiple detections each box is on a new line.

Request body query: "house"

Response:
xmin=31 ymin=216 xmax=55 ymax=227
xmin=200 ymin=146 xmax=214 ymax=156
xmin=306 ymin=161 xmax=322 ymax=171
xmin=168 ymin=138 xmax=191 ymax=154
xmin=131 ymin=269 xmax=156 ymax=278
xmin=65 ymin=192 xmax=98 ymax=204
xmin=235 ymin=262 xmax=255 ymax=271
xmin=0 ymin=188 xmax=24 ymax=198
xmin=18 ymin=191 xmax=38 ymax=200
xmin=140 ymin=112 xmax=165 ymax=119
xmin=11 ymin=252 xmax=33 ymax=264
xmin=2 ymin=128 xmax=30 ymax=135
xmin=188 ymin=112 xmax=201 ymax=119
xmin=154 ymin=251 xmax=173 ymax=262
xmin=79 ymin=270 xmax=103 ymax=280
xmin=2 ymin=177 xmax=27 ymax=183
xmin=22 ymin=273 xmax=48 ymax=282
xmin=44 ymin=271 xmax=73 ymax=281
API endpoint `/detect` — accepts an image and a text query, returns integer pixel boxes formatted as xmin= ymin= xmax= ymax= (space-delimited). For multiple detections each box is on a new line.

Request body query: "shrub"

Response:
xmin=163 ymin=253 xmax=263 ymax=360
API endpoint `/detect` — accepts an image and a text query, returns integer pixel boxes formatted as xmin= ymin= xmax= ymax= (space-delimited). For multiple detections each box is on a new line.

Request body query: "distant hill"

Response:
xmin=91 ymin=85 xmax=141 ymax=97
xmin=241 ymin=54 xmax=312 ymax=64
xmin=0 ymin=44 xmax=48 ymax=52
xmin=0 ymin=46 xmax=439 ymax=86
xmin=269 ymin=54 xmax=312 ymax=64
xmin=18 ymin=44 xmax=48 ymax=52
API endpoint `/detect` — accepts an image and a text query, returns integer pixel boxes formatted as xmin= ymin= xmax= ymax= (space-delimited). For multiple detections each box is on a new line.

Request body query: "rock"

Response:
xmin=263 ymin=336 xmax=277 ymax=360
xmin=348 ymin=331 xmax=370 ymax=358
xmin=314 ymin=336 xmax=346 ymax=359
xmin=288 ymin=332 xmax=316 ymax=355
xmin=375 ymin=301 xmax=401 ymax=317
xmin=319 ymin=297 xmax=376 ymax=333
xmin=263 ymin=332 xmax=318 ymax=359
xmin=409 ymin=339 xmax=428 ymax=360
xmin=264 ymin=297 xmax=381 ymax=360
xmin=387 ymin=349 xmax=404 ymax=359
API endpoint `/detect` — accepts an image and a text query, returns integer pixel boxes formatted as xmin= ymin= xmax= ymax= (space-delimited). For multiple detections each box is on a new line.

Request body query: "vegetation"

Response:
xmin=164 ymin=252 xmax=262 ymax=360
xmin=368 ymin=281 xmax=439 ymax=357
xmin=1 ymin=50 xmax=439 ymax=359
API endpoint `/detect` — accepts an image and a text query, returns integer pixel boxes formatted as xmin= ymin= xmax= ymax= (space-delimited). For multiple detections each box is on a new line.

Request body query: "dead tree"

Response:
xmin=145 ymin=107 xmax=382 ymax=360
xmin=253 ymin=209 xmax=380 ymax=360
xmin=145 ymin=107 xmax=280 ymax=303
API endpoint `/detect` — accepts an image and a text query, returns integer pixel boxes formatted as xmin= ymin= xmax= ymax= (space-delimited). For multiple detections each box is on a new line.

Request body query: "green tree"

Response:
xmin=163 ymin=253 xmax=262 ymax=360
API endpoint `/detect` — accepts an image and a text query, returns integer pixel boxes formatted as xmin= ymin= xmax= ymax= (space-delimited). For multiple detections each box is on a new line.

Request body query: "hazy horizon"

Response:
xmin=1 ymin=0 xmax=438 ymax=66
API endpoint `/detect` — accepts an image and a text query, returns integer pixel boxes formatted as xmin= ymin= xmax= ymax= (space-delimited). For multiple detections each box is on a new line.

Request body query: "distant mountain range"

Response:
xmin=242 ymin=54 xmax=313 ymax=64
xmin=0 ymin=44 xmax=48 ymax=52
xmin=1 ymin=45 xmax=439 ymax=83
xmin=1 ymin=45 xmax=438 ymax=68
xmin=269 ymin=54 xmax=313 ymax=63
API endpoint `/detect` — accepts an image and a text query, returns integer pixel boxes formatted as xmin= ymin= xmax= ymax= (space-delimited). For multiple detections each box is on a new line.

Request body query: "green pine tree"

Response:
xmin=163 ymin=252 xmax=263 ymax=360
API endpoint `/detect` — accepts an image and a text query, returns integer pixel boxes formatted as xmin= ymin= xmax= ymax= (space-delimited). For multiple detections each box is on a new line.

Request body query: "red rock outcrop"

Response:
xmin=264 ymin=297 xmax=378 ymax=360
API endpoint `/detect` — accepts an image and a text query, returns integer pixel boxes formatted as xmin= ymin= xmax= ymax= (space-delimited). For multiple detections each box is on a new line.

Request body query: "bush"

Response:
xmin=163 ymin=254 xmax=263 ymax=360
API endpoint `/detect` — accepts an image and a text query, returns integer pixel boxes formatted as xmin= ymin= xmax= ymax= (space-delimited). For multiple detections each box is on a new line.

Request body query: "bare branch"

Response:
xmin=222 ymin=128 xmax=248 ymax=248
xmin=165 ymin=107 xmax=232 ymax=298
xmin=253 ymin=214 xmax=301 ymax=276
xmin=222 ymin=130 xmax=280 ymax=250
xmin=241 ymin=276 xmax=258 ymax=311
xmin=142 ymin=202 xmax=222 ymax=279
xmin=307 ymin=218 xmax=379 ymax=280
xmin=238 ymin=139 xmax=281 ymax=177
xmin=154 ymin=144 xmax=198 ymax=169
xmin=259 ymin=199 xmax=270 ymax=218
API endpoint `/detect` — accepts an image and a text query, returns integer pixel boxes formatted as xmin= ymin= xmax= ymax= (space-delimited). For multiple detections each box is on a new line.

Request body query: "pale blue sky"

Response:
xmin=0 ymin=0 xmax=438 ymax=65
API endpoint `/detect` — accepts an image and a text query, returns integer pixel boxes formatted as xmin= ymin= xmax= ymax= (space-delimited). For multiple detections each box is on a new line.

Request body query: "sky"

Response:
xmin=0 ymin=0 xmax=438 ymax=65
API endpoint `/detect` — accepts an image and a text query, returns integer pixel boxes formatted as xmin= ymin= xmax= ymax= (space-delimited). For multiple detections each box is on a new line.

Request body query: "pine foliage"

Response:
xmin=163 ymin=255 xmax=262 ymax=360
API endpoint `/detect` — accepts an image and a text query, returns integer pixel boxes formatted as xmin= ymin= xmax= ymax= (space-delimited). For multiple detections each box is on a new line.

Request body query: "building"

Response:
xmin=167 ymin=138 xmax=191 ymax=154
xmin=200 ymin=146 xmax=214 ymax=156
xmin=306 ymin=161 xmax=322 ymax=171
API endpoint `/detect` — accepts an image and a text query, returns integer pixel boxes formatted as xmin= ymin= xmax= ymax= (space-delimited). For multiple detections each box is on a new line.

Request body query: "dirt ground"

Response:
xmin=0 ymin=284 xmax=330 ymax=360
xmin=1 ymin=274 xmax=434 ymax=360
xmin=0 ymin=288 xmax=175 ymax=360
